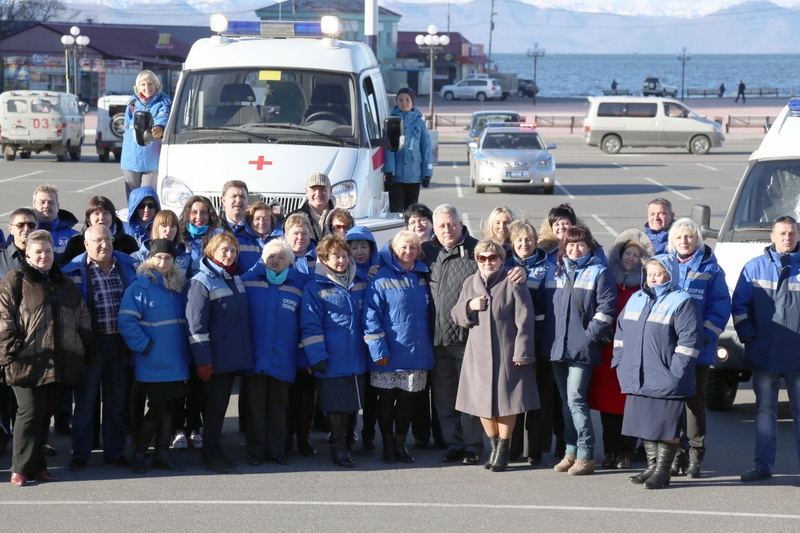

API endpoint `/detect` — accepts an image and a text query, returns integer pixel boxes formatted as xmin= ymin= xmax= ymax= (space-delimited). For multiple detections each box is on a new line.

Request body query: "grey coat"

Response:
xmin=452 ymin=268 xmax=539 ymax=418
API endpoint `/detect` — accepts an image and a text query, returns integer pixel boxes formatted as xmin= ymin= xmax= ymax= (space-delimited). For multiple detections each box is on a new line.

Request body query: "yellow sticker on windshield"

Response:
xmin=259 ymin=71 xmax=281 ymax=81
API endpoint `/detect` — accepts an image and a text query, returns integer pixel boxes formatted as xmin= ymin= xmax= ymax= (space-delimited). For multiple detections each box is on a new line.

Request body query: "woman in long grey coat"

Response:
xmin=452 ymin=239 xmax=538 ymax=472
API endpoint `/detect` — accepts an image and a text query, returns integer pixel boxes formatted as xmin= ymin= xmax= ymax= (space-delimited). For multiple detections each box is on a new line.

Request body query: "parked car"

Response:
xmin=517 ymin=78 xmax=539 ymax=98
xmin=95 ymin=94 xmax=130 ymax=162
xmin=0 ymin=90 xmax=85 ymax=161
xmin=642 ymin=77 xmax=678 ymax=97
xmin=440 ymin=78 xmax=503 ymax=102
xmin=466 ymin=110 xmax=522 ymax=159
xmin=468 ymin=123 xmax=556 ymax=194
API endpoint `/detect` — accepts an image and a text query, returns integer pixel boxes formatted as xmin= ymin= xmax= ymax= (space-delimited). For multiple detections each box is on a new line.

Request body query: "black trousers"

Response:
xmin=361 ymin=374 xmax=379 ymax=443
xmin=377 ymin=387 xmax=416 ymax=437
xmin=245 ymin=373 xmax=290 ymax=460
xmin=388 ymin=182 xmax=421 ymax=213
xmin=600 ymin=412 xmax=636 ymax=457
xmin=510 ymin=359 xmax=556 ymax=459
xmin=201 ymin=372 xmax=236 ymax=462
xmin=12 ymin=382 xmax=63 ymax=475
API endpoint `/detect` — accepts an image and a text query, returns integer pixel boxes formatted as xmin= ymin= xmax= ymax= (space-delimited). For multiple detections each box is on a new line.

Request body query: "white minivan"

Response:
xmin=692 ymin=98 xmax=800 ymax=410
xmin=584 ymin=96 xmax=724 ymax=155
xmin=0 ymin=90 xmax=85 ymax=161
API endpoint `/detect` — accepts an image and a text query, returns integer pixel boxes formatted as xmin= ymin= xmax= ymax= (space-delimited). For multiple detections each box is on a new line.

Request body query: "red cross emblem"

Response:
xmin=248 ymin=155 xmax=273 ymax=170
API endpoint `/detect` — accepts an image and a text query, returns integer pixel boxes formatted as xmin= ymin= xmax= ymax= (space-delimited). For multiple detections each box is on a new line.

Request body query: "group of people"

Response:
xmin=0 ymin=174 xmax=798 ymax=489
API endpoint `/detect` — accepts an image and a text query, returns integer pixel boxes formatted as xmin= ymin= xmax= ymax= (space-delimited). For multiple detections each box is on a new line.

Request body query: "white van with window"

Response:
xmin=95 ymin=94 xmax=130 ymax=162
xmin=142 ymin=15 xmax=403 ymax=242
xmin=584 ymin=96 xmax=724 ymax=155
xmin=692 ymin=99 xmax=800 ymax=410
xmin=0 ymin=90 xmax=85 ymax=161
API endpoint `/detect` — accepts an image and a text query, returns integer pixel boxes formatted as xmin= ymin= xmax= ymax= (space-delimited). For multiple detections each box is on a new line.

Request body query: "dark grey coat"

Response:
xmin=452 ymin=268 xmax=539 ymax=418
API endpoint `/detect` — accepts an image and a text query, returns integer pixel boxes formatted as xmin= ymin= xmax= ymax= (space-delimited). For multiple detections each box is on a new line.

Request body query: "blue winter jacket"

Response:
xmin=292 ymin=241 xmax=318 ymax=283
xmin=224 ymin=221 xmax=263 ymax=273
xmin=612 ymin=254 xmax=701 ymax=399
xmin=118 ymin=269 xmax=190 ymax=383
xmin=241 ymin=263 xmax=303 ymax=383
xmin=644 ymin=223 xmax=670 ymax=255
xmin=183 ymin=227 xmax=224 ymax=277
xmin=547 ymin=252 xmax=618 ymax=365
xmin=508 ymin=248 xmax=554 ymax=361
xmin=121 ymin=91 xmax=171 ymax=172
xmin=672 ymin=245 xmax=731 ymax=366
xmin=131 ymin=240 xmax=192 ymax=276
xmin=732 ymin=245 xmax=800 ymax=373
xmin=301 ymin=264 xmax=368 ymax=378
xmin=345 ymin=225 xmax=379 ymax=280
xmin=383 ymin=106 xmax=433 ymax=184
xmin=546 ymin=244 xmax=608 ymax=267
xmin=39 ymin=209 xmax=79 ymax=256
xmin=363 ymin=248 xmax=434 ymax=372
xmin=123 ymin=186 xmax=161 ymax=246
xmin=186 ymin=258 xmax=253 ymax=373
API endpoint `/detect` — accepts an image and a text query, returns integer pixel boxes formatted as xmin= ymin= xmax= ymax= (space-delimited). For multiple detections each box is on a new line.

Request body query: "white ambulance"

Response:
xmin=143 ymin=15 xmax=403 ymax=241
xmin=692 ymin=98 xmax=800 ymax=410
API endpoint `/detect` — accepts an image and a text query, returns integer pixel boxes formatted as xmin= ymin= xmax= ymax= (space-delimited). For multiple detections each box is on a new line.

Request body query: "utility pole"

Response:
xmin=487 ymin=0 xmax=495 ymax=71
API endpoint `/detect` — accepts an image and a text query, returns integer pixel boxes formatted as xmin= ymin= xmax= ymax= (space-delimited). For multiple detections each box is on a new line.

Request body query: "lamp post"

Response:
xmin=527 ymin=42 xmax=545 ymax=106
xmin=415 ymin=25 xmax=450 ymax=129
xmin=678 ymin=46 xmax=690 ymax=101
xmin=60 ymin=26 xmax=90 ymax=95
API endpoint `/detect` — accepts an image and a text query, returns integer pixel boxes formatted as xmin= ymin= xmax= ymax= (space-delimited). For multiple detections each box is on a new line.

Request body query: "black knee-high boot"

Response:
xmin=629 ymin=439 xmax=658 ymax=484
xmin=153 ymin=412 xmax=183 ymax=471
xmin=132 ymin=418 xmax=159 ymax=474
xmin=329 ymin=412 xmax=355 ymax=468
xmin=645 ymin=441 xmax=679 ymax=490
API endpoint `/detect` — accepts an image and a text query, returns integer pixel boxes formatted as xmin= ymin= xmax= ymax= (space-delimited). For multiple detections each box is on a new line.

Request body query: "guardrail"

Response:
xmin=724 ymin=115 xmax=775 ymax=133
xmin=687 ymin=89 xmax=724 ymax=98
xmin=602 ymin=90 xmax=632 ymax=96
xmin=533 ymin=115 xmax=584 ymax=133
xmin=743 ymin=88 xmax=779 ymax=97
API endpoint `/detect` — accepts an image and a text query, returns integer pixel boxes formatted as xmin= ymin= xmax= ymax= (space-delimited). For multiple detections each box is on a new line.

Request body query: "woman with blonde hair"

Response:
xmin=132 ymin=210 xmax=192 ymax=274
xmin=484 ymin=206 xmax=517 ymax=249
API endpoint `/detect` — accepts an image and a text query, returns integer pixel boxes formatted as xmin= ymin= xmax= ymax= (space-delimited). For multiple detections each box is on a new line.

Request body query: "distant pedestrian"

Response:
xmin=611 ymin=80 xmax=618 ymax=91
xmin=718 ymin=83 xmax=725 ymax=98
xmin=735 ymin=80 xmax=746 ymax=103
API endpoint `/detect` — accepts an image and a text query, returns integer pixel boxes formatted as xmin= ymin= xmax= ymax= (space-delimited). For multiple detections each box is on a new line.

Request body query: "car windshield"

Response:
xmin=171 ymin=68 xmax=357 ymax=143
xmin=472 ymin=114 xmax=521 ymax=130
xmin=732 ymin=160 xmax=800 ymax=229
xmin=483 ymin=132 xmax=544 ymax=150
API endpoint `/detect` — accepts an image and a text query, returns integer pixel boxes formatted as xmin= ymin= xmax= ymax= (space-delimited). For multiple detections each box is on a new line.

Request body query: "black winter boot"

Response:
xmin=485 ymin=436 xmax=499 ymax=470
xmin=131 ymin=418 xmax=159 ymax=474
xmin=645 ymin=441 xmax=679 ymax=490
xmin=297 ymin=389 xmax=317 ymax=457
xmin=670 ymin=448 xmax=689 ymax=476
xmin=153 ymin=414 xmax=183 ymax=471
xmin=629 ymin=440 xmax=658 ymax=484
xmin=328 ymin=413 xmax=355 ymax=468
xmin=491 ymin=437 xmax=510 ymax=472
xmin=394 ymin=434 xmax=414 ymax=464
xmin=382 ymin=433 xmax=396 ymax=464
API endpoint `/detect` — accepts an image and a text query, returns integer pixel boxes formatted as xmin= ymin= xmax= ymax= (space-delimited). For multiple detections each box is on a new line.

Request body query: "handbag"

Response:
xmin=564 ymin=273 xmax=614 ymax=346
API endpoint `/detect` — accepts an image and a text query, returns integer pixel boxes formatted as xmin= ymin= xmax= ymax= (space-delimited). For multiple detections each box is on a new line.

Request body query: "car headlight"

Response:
xmin=537 ymin=157 xmax=553 ymax=168
xmin=478 ymin=158 xmax=498 ymax=167
xmin=160 ymin=176 xmax=194 ymax=210
xmin=333 ymin=180 xmax=357 ymax=209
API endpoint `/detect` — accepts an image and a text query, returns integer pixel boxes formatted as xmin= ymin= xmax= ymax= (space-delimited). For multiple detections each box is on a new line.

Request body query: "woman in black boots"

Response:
xmin=119 ymin=239 xmax=191 ymax=474
xmin=301 ymin=235 xmax=369 ymax=467
xmin=612 ymin=255 xmax=702 ymax=489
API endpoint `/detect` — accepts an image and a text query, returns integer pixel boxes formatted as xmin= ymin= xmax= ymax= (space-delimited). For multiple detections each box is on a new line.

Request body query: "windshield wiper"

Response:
xmin=246 ymin=123 xmax=358 ymax=147
xmin=179 ymin=126 xmax=277 ymax=143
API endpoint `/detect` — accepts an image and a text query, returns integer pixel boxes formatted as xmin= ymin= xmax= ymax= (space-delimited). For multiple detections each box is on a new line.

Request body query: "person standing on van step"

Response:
xmin=383 ymin=88 xmax=433 ymax=213
xmin=735 ymin=80 xmax=746 ymax=103
xmin=644 ymin=198 xmax=675 ymax=255
xmin=121 ymin=70 xmax=171 ymax=199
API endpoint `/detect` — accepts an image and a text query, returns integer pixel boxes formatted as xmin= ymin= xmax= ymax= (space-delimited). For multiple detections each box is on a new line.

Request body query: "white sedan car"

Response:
xmin=469 ymin=124 xmax=556 ymax=194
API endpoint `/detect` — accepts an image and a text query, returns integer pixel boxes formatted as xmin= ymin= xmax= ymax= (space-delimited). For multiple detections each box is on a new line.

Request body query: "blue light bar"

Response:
xmin=789 ymin=98 xmax=800 ymax=116
xmin=226 ymin=21 xmax=260 ymax=35
xmin=222 ymin=20 xmax=324 ymax=38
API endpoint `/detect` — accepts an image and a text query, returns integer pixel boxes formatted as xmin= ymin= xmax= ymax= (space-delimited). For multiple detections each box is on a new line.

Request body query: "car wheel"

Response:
xmin=705 ymin=368 xmax=739 ymax=411
xmin=56 ymin=153 xmax=66 ymax=161
xmin=19 ymin=151 xmax=31 ymax=159
xmin=476 ymin=92 xmax=486 ymax=102
xmin=111 ymin=112 xmax=126 ymax=137
xmin=648 ymin=81 xmax=656 ymax=90
xmin=70 ymin=143 xmax=82 ymax=161
xmin=689 ymin=135 xmax=711 ymax=155
xmin=4 ymin=146 xmax=15 ymax=161
xmin=601 ymin=134 xmax=622 ymax=154
xmin=113 ymin=149 xmax=122 ymax=161
xmin=517 ymin=89 xmax=525 ymax=97
xmin=476 ymin=184 xmax=485 ymax=194
xmin=444 ymin=91 xmax=454 ymax=101
xmin=98 ymin=149 xmax=110 ymax=162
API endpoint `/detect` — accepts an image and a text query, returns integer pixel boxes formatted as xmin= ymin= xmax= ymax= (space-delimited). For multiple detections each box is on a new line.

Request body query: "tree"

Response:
xmin=0 ymin=0 xmax=73 ymax=39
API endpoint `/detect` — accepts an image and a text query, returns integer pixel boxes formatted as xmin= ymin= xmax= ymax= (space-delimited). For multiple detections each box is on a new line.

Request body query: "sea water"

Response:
xmin=491 ymin=53 xmax=800 ymax=98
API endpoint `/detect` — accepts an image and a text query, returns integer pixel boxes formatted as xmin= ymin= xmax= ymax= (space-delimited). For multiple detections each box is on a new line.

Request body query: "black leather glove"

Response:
xmin=383 ymin=174 xmax=394 ymax=192
xmin=312 ymin=360 xmax=328 ymax=374
xmin=422 ymin=177 xmax=431 ymax=188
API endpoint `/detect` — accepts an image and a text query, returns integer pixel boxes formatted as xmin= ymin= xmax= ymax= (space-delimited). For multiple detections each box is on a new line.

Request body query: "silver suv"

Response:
xmin=440 ymin=78 xmax=503 ymax=102
xmin=642 ymin=77 xmax=678 ymax=97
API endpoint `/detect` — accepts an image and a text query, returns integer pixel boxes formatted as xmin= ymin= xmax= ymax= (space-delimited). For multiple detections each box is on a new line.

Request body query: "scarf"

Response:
xmin=210 ymin=256 xmax=237 ymax=276
xmin=266 ymin=267 xmax=289 ymax=285
xmin=186 ymin=222 xmax=209 ymax=238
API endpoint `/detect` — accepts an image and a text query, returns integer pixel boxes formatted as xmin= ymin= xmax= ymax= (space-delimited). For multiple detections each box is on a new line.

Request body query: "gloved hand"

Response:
xmin=422 ymin=177 xmax=431 ymax=188
xmin=312 ymin=360 xmax=328 ymax=375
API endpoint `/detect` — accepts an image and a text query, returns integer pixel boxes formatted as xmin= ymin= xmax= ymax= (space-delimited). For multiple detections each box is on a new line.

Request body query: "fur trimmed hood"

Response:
xmin=607 ymin=227 xmax=655 ymax=288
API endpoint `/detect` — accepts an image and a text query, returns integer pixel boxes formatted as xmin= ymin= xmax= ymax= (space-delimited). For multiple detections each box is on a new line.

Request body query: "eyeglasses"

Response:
xmin=152 ymin=254 xmax=174 ymax=262
xmin=88 ymin=237 xmax=113 ymax=245
xmin=332 ymin=224 xmax=351 ymax=231
xmin=477 ymin=254 xmax=500 ymax=263
xmin=139 ymin=202 xmax=157 ymax=210
xmin=12 ymin=222 xmax=37 ymax=230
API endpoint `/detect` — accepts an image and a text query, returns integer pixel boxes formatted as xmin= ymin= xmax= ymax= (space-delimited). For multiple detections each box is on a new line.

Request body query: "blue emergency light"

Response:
xmin=788 ymin=98 xmax=800 ymax=117
xmin=210 ymin=14 xmax=338 ymax=39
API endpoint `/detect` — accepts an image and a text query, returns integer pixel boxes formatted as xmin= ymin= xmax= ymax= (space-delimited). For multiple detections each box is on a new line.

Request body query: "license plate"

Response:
xmin=506 ymin=171 xmax=529 ymax=178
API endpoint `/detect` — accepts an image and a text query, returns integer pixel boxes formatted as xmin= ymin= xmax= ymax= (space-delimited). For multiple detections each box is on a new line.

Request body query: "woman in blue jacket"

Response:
xmin=613 ymin=254 xmax=702 ymax=490
xmin=241 ymin=238 xmax=303 ymax=466
xmin=364 ymin=230 xmax=434 ymax=464
xmin=186 ymin=232 xmax=253 ymax=473
xmin=301 ymin=235 xmax=368 ymax=468
xmin=131 ymin=210 xmax=192 ymax=276
xmin=178 ymin=195 xmax=224 ymax=278
xmin=123 ymin=185 xmax=160 ymax=246
xmin=548 ymin=225 xmax=617 ymax=476
xmin=383 ymin=88 xmax=433 ymax=213
xmin=118 ymin=239 xmax=190 ymax=474
xmin=121 ymin=70 xmax=171 ymax=198
xmin=667 ymin=218 xmax=731 ymax=478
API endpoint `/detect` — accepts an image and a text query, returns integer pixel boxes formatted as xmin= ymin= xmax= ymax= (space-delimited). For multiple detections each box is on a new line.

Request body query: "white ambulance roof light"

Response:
xmin=210 ymin=14 xmax=229 ymax=34
xmin=320 ymin=16 xmax=341 ymax=38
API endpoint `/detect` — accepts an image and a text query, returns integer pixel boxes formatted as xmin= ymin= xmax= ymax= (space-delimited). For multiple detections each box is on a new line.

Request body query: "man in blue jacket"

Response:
xmin=32 ymin=184 xmax=79 ymax=257
xmin=734 ymin=215 xmax=800 ymax=482
xmin=63 ymin=225 xmax=138 ymax=470
xmin=643 ymin=198 xmax=674 ymax=255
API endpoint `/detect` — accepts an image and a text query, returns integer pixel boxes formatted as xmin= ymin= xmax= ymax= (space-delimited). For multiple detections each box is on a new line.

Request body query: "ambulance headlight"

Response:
xmin=333 ymin=180 xmax=356 ymax=209
xmin=160 ymin=177 xmax=194 ymax=210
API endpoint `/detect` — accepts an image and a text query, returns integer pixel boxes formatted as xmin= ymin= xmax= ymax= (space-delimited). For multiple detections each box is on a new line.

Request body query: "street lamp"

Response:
xmin=527 ymin=42 xmax=545 ymax=106
xmin=415 ymin=25 xmax=449 ymax=129
xmin=678 ymin=46 xmax=691 ymax=101
xmin=61 ymin=26 xmax=90 ymax=95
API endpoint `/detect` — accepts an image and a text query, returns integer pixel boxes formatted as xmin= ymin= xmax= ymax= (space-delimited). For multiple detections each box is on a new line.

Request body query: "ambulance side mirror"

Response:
xmin=384 ymin=116 xmax=402 ymax=152
xmin=133 ymin=110 xmax=155 ymax=146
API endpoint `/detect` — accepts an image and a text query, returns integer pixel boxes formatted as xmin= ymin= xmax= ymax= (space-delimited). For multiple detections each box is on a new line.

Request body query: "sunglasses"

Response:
xmin=139 ymin=202 xmax=157 ymax=210
xmin=332 ymin=224 xmax=351 ymax=231
xmin=12 ymin=222 xmax=37 ymax=230
xmin=477 ymin=254 xmax=500 ymax=263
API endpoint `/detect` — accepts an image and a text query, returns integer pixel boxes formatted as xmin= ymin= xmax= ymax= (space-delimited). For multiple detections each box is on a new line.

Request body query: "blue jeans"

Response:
xmin=552 ymin=362 xmax=595 ymax=460
xmin=71 ymin=334 xmax=128 ymax=461
xmin=752 ymin=370 xmax=800 ymax=473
